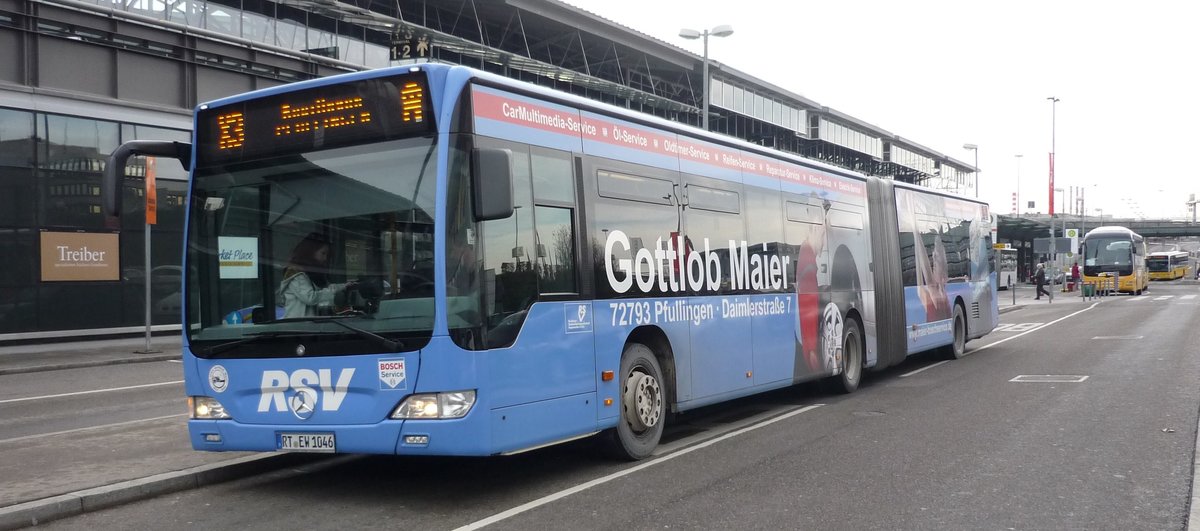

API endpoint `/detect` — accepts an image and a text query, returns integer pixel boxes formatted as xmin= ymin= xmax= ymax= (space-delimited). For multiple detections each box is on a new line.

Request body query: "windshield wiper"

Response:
xmin=198 ymin=331 xmax=286 ymax=358
xmin=270 ymin=316 xmax=402 ymax=352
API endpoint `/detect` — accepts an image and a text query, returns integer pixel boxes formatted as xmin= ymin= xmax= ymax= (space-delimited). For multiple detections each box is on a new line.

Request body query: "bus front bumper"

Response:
xmin=188 ymin=417 xmax=490 ymax=455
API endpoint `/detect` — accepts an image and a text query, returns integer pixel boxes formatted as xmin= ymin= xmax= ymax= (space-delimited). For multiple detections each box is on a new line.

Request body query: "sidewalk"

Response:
xmin=0 ymin=336 xmax=181 ymax=376
xmin=999 ymin=281 xmax=1100 ymax=313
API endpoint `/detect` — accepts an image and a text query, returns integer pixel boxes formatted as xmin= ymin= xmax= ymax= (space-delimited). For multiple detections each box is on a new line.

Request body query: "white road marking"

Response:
xmin=166 ymin=359 xmax=183 ymax=363
xmin=0 ymin=380 xmax=184 ymax=405
xmin=899 ymin=361 xmax=949 ymax=378
xmin=991 ymin=323 xmax=1044 ymax=333
xmin=1154 ymin=296 xmax=1173 ymax=301
xmin=1182 ymin=295 xmax=1197 ymax=300
xmin=1191 ymin=407 xmax=1200 ymax=531
xmin=0 ymin=414 xmax=187 ymax=445
xmin=453 ymin=404 xmax=825 ymax=531
xmin=900 ymin=306 xmax=1095 ymax=380
xmin=1010 ymin=375 xmax=1089 ymax=383
xmin=1092 ymin=335 xmax=1143 ymax=340
xmin=966 ymin=303 xmax=1099 ymax=355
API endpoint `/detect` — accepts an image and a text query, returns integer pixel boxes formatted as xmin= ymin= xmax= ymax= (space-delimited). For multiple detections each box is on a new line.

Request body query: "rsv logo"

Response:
xmin=258 ymin=369 xmax=355 ymax=413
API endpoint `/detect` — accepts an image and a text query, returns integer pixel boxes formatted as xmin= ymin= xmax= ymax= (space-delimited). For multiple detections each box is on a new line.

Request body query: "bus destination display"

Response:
xmin=197 ymin=73 xmax=433 ymax=164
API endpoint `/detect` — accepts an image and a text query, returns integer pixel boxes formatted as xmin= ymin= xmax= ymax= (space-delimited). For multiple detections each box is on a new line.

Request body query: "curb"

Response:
xmin=0 ymin=453 xmax=324 ymax=530
xmin=0 ymin=354 xmax=182 ymax=376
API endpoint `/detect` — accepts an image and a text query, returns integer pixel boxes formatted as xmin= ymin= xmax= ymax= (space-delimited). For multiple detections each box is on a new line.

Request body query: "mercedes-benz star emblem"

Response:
xmin=296 ymin=344 xmax=306 ymax=356
xmin=289 ymin=388 xmax=317 ymax=420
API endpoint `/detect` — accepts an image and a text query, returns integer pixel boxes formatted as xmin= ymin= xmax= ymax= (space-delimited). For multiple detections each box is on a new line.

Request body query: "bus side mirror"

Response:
xmin=103 ymin=141 xmax=192 ymax=217
xmin=472 ymin=148 xmax=514 ymax=221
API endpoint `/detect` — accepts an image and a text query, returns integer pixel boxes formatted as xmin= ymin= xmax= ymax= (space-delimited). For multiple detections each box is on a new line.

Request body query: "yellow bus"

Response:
xmin=1080 ymin=226 xmax=1149 ymax=294
xmin=1147 ymin=250 xmax=1189 ymax=280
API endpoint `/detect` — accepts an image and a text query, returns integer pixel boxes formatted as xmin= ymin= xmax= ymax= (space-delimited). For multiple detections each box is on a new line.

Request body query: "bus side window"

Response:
xmin=531 ymin=148 xmax=577 ymax=295
xmin=480 ymin=143 xmax=536 ymax=339
xmin=534 ymin=206 xmax=575 ymax=294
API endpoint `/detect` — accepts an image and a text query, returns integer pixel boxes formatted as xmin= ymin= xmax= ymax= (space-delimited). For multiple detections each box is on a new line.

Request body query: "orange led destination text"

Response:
xmin=400 ymin=82 xmax=425 ymax=123
xmin=217 ymin=112 xmax=245 ymax=150
xmin=274 ymin=97 xmax=372 ymax=136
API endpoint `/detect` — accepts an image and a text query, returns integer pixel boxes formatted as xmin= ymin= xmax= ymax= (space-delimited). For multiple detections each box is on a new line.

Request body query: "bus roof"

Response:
xmin=1148 ymin=250 xmax=1188 ymax=257
xmin=1082 ymin=226 xmax=1144 ymax=241
xmin=198 ymin=63 xmax=989 ymax=208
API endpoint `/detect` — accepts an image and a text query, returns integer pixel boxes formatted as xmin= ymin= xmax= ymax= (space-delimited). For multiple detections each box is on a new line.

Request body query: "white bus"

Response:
xmin=996 ymin=246 xmax=1018 ymax=290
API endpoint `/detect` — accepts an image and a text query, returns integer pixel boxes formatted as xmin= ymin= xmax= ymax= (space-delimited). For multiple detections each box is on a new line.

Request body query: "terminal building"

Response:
xmin=0 ymin=0 xmax=980 ymax=338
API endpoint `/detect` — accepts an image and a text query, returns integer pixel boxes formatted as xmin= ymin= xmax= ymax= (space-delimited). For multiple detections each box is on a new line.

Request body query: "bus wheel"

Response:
xmin=602 ymin=342 xmax=665 ymax=461
xmin=826 ymin=317 xmax=863 ymax=394
xmin=944 ymin=304 xmax=967 ymax=360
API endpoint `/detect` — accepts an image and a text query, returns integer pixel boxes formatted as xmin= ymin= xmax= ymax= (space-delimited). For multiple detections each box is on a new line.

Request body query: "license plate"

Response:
xmin=278 ymin=432 xmax=336 ymax=453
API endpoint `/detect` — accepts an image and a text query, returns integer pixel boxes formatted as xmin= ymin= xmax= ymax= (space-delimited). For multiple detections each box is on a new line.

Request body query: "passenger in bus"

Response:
xmin=277 ymin=233 xmax=356 ymax=318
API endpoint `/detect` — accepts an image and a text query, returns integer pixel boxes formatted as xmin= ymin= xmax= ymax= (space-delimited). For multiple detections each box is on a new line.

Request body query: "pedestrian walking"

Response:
xmin=1070 ymin=261 xmax=1080 ymax=292
xmin=1035 ymin=263 xmax=1051 ymax=300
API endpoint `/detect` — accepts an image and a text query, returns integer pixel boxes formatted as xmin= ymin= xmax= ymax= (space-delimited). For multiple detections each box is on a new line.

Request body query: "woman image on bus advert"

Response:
xmin=277 ymin=233 xmax=355 ymax=318
xmin=914 ymin=228 xmax=952 ymax=322
xmin=795 ymin=202 xmax=828 ymax=373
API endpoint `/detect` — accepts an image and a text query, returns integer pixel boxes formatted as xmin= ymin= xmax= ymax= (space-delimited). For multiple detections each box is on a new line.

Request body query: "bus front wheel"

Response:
xmin=602 ymin=342 xmax=665 ymax=461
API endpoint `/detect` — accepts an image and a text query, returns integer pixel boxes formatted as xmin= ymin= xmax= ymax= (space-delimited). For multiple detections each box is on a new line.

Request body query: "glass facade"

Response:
xmin=710 ymin=78 xmax=807 ymax=136
xmin=74 ymin=0 xmax=393 ymax=69
xmin=0 ymin=106 xmax=190 ymax=334
xmin=817 ymin=117 xmax=884 ymax=159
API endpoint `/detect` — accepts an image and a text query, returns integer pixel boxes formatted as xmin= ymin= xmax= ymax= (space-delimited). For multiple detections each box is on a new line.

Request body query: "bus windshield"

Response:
xmin=1146 ymin=256 xmax=1169 ymax=272
xmin=185 ymin=137 xmax=438 ymax=358
xmin=998 ymin=249 xmax=1017 ymax=271
xmin=1083 ymin=237 xmax=1132 ymax=275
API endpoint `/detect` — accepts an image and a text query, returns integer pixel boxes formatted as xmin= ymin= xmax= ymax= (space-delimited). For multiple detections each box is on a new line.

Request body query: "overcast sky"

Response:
xmin=562 ymin=0 xmax=1200 ymax=221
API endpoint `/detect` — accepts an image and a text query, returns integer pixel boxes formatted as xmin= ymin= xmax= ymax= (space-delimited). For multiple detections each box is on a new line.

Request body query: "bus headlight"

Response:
xmin=390 ymin=390 xmax=476 ymax=419
xmin=189 ymin=396 xmax=231 ymax=419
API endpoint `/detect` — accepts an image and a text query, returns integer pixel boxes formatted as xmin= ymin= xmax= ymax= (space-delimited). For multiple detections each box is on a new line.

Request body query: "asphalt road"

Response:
xmin=28 ymin=283 xmax=1200 ymax=530
xmin=0 ymin=362 xmax=183 ymax=440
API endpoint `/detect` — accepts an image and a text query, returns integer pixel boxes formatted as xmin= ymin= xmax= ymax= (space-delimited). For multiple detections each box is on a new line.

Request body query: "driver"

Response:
xmin=277 ymin=233 xmax=356 ymax=318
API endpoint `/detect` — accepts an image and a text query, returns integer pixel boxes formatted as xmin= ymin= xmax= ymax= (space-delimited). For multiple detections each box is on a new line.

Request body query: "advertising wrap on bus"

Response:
xmin=103 ymin=63 xmax=998 ymax=460
xmin=895 ymin=188 xmax=993 ymax=353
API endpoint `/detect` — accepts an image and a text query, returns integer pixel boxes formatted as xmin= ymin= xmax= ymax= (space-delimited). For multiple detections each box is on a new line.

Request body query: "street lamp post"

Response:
xmin=962 ymin=144 xmax=978 ymax=198
xmin=679 ymin=25 xmax=733 ymax=130
xmin=1046 ymin=96 xmax=1060 ymax=301
xmin=1015 ymin=154 xmax=1023 ymax=216
xmin=1080 ymin=187 xmax=1086 ymax=237
xmin=1047 ymin=96 xmax=1060 ymax=216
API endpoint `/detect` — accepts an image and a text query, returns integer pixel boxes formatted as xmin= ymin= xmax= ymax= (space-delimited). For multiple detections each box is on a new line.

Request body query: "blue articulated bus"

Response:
xmin=103 ymin=63 xmax=998 ymax=460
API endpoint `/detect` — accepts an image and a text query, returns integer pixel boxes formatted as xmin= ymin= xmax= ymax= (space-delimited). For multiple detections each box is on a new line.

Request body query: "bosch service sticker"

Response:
xmin=378 ymin=359 xmax=407 ymax=390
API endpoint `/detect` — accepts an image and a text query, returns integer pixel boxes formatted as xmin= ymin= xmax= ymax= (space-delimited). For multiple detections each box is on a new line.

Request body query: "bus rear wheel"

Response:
xmin=825 ymin=317 xmax=863 ymax=394
xmin=601 ymin=342 xmax=665 ymax=461
xmin=943 ymin=304 xmax=967 ymax=360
